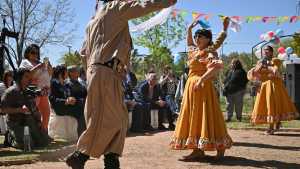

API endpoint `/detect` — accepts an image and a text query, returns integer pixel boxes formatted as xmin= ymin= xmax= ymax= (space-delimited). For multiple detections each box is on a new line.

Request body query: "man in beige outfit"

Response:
xmin=66 ymin=0 xmax=176 ymax=169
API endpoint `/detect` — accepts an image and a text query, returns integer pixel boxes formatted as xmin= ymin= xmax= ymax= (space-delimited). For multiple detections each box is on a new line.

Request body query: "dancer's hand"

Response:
xmin=193 ymin=77 xmax=203 ymax=90
xmin=223 ymin=16 xmax=230 ymax=32
xmin=188 ymin=20 xmax=199 ymax=30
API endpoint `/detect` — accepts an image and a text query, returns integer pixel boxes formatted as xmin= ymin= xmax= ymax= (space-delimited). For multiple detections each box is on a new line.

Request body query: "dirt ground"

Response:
xmin=1 ymin=129 xmax=300 ymax=169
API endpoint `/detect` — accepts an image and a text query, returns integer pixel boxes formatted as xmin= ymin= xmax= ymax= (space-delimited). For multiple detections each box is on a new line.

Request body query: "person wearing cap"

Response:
xmin=170 ymin=17 xmax=233 ymax=160
xmin=65 ymin=65 xmax=87 ymax=137
xmin=66 ymin=0 xmax=177 ymax=169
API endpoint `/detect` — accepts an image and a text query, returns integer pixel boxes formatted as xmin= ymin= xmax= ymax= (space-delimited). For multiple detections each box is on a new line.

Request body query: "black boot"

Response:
xmin=66 ymin=151 xmax=89 ymax=169
xmin=104 ymin=153 xmax=120 ymax=169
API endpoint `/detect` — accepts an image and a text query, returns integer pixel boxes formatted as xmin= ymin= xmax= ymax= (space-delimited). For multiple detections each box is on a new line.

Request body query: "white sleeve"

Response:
xmin=19 ymin=59 xmax=33 ymax=69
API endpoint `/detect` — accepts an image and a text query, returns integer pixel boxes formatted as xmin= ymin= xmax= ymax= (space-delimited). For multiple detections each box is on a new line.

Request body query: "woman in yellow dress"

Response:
xmin=248 ymin=46 xmax=299 ymax=135
xmin=170 ymin=17 xmax=233 ymax=160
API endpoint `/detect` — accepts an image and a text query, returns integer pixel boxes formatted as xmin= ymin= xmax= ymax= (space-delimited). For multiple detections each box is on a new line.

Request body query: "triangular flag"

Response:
xmin=204 ymin=14 xmax=211 ymax=21
xmin=254 ymin=16 xmax=262 ymax=21
xmin=246 ymin=16 xmax=254 ymax=23
xmin=290 ymin=16 xmax=298 ymax=23
xmin=230 ymin=19 xmax=242 ymax=32
xmin=231 ymin=16 xmax=241 ymax=22
xmin=269 ymin=16 xmax=277 ymax=22
xmin=229 ymin=17 xmax=242 ymax=32
xmin=192 ymin=12 xmax=203 ymax=20
xmin=218 ymin=15 xmax=226 ymax=21
xmin=276 ymin=16 xmax=288 ymax=25
xmin=180 ymin=10 xmax=188 ymax=17
xmin=262 ymin=16 xmax=270 ymax=23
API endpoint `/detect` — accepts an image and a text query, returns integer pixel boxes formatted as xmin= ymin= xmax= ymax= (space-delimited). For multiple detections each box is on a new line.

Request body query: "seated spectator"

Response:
xmin=123 ymin=70 xmax=145 ymax=133
xmin=136 ymin=70 xmax=175 ymax=131
xmin=65 ymin=65 xmax=87 ymax=137
xmin=1 ymin=68 xmax=50 ymax=149
xmin=48 ymin=65 xmax=78 ymax=141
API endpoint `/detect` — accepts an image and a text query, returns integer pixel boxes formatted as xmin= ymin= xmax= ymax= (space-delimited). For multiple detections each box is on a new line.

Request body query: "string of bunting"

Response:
xmin=171 ymin=9 xmax=300 ymax=24
xmin=134 ymin=0 xmax=299 ymax=24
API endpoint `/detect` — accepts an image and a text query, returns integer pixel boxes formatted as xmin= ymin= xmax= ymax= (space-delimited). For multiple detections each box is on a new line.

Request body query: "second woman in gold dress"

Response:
xmin=248 ymin=46 xmax=299 ymax=135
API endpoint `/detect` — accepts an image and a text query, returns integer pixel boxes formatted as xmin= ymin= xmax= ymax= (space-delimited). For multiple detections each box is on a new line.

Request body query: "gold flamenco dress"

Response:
xmin=170 ymin=50 xmax=232 ymax=151
xmin=251 ymin=58 xmax=299 ymax=124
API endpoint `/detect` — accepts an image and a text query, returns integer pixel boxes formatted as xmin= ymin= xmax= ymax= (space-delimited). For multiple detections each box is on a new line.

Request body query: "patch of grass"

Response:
xmin=0 ymin=137 xmax=71 ymax=163
xmin=220 ymin=94 xmax=300 ymax=129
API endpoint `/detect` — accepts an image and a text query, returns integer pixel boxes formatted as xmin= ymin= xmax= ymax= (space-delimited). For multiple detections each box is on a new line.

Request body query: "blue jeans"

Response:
xmin=166 ymin=95 xmax=178 ymax=114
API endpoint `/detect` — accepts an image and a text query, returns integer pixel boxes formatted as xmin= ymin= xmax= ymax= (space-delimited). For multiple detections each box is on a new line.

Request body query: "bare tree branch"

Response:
xmin=1 ymin=0 xmax=76 ymax=66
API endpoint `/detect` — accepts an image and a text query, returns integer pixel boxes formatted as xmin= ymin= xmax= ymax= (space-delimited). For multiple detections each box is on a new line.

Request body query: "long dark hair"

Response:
xmin=231 ymin=59 xmax=243 ymax=70
xmin=52 ymin=65 xmax=67 ymax=80
xmin=194 ymin=29 xmax=213 ymax=45
xmin=24 ymin=44 xmax=40 ymax=61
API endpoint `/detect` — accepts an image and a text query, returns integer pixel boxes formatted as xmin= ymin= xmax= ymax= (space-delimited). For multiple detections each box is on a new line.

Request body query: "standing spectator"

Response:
xmin=1 ymin=68 xmax=50 ymax=149
xmin=19 ymin=44 xmax=52 ymax=131
xmin=65 ymin=66 xmax=87 ymax=137
xmin=160 ymin=66 xmax=178 ymax=117
xmin=223 ymin=59 xmax=248 ymax=122
xmin=175 ymin=66 xmax=189 ymax=111
xmin=136 ymin=70 xmax=175 ymax=130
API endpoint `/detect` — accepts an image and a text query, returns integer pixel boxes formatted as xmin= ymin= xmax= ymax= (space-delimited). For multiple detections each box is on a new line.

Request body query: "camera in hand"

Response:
xmin=261 ymin=57 xmax=269 ymax=68
xmin=23 ymin=85 xmax=42 ymax=98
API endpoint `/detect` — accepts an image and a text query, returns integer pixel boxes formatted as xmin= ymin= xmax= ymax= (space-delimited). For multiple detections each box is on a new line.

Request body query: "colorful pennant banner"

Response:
xmin=172 ymin=9 xmax=300 ymax=24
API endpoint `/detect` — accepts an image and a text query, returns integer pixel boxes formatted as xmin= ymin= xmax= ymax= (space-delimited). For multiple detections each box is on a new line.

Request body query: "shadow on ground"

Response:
xmin=234 ymin=142 xmax=300 ymax=151
xmin=183 ymin=156 xmax=300 ymax=169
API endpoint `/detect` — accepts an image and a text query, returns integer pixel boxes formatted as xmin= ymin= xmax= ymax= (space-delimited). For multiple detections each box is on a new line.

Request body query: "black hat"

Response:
xmin=194 ymin=29 xmax=212 ymax=40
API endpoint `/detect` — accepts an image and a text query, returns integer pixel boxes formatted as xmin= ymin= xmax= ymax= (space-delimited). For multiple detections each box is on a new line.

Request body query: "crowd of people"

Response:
xmin=0 ymin=44 xmax=88 ymax=149
xmin=0 ymin=0 xmax=299 ymax=169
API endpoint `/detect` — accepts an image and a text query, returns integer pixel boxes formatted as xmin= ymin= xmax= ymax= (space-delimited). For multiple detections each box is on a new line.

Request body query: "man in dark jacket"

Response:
xmin=223 ymin=59 xmax=248 ymax=122
xmin=65 ymin=65 xmax=87 ymax=137
xmin=135 ymin=70 xmax=175 ymax=130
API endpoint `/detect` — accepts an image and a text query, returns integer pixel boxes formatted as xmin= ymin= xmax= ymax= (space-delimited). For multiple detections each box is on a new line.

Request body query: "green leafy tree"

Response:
xmin=131 ymin=12 xmax=187 ymax=75
xmin=173 ymin=52 xmax=187 ymax=76
xmin=292 ymin=32 xmax=300 ymax=56
xmin=60 ymin=52 xmax=82 ymax=67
